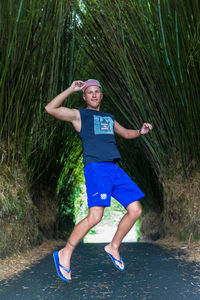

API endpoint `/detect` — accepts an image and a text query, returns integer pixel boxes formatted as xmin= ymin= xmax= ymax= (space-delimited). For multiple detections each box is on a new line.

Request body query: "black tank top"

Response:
xmin=73 ymin=108 xmax=121 ymax=166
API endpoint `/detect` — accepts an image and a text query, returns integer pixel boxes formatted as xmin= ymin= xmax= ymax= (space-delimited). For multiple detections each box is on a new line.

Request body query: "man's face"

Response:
xmin=83 ymin=86 xmax=103 ymax=109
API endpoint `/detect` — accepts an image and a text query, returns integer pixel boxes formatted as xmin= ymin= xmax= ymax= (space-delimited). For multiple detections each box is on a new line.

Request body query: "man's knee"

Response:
xmin=87 ymin=209 xmax=103 ymax=227
xmin=127 ymin=202 xmax=142 ymax=219
xmin=88 ymin=214 xmax=102 ymax=227
xmin=135 ymin=205 xmax=142 ymax=218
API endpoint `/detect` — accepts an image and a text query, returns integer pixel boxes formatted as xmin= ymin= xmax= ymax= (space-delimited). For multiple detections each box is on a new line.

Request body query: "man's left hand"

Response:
xmin=140 ymin=123 xmax=153 ymax=135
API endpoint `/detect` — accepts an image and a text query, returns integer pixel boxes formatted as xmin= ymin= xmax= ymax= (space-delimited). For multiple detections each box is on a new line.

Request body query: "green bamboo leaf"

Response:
xmin=8 ymin=0 xmax=24 ymax=57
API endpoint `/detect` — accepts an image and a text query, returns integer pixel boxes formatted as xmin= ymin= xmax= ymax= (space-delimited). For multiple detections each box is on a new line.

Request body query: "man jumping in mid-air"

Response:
xmin=45 ymin=79 xmax=152 ymax=281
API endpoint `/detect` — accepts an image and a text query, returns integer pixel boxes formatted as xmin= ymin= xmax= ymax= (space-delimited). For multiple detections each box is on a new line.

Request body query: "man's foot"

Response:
xmin=104 ymin=244 xmax=125 ymax=271
xmin=58 ymin=249 xmax=71 ymax=280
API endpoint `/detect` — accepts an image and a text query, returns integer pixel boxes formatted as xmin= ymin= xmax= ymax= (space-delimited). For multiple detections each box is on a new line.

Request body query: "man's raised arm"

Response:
xmin=45 ymin=81 xmax=85 ymax=123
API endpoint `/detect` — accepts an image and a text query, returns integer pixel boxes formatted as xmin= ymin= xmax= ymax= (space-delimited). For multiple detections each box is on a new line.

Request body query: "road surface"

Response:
xmin=1 ymin=243 xmax=200 ymax=299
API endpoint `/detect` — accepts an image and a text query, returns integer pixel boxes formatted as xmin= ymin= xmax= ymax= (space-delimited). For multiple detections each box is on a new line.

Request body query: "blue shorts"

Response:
xmin=84 ymin=162 xmax=145 ymax=209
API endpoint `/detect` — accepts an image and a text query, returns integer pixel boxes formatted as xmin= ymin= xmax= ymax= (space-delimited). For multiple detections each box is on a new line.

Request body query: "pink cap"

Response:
xmin=82 ymin=79 xmax=103 ymax=93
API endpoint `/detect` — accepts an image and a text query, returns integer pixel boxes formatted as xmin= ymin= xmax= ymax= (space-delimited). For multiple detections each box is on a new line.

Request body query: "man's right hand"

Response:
xmin=45 ymin=80 xmax=84 ymax=125
xmin=70 ymin=80 xmax=86 ymax=92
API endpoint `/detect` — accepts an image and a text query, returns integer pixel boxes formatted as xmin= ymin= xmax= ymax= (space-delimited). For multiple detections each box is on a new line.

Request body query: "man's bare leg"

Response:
xmin=58 ymin=206 xmax=104 ymax=280
xmin=105 ymin=201 xmax=142 ymax=269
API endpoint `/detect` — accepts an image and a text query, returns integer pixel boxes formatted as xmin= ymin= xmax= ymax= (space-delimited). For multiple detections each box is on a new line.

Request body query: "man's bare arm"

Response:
xmin=45 ymin=81 xmax=85 ymax=123
xmin=114 ymin=121 xmax=152 ymax=139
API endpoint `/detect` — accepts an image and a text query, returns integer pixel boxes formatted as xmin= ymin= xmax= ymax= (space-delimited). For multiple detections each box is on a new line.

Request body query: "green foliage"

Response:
xmin=57 ymin=134 xmax=85 ymax=231
xmin=88 ymin=228 xmax=97 ymax=235
xmin=0 ymin=0 xmax=80 ymax=186
xmin=0 ymin=0 xmax=86 ymax=241
xmin=1 ymin=0 xmax=200 ymax=235
xmin=74 ymin=0 xmax=200 ymax=212
xmin=79 ymin=0 xmax=200 ymax=177
xmin=135 ymin=219 xmax=141 ymax=241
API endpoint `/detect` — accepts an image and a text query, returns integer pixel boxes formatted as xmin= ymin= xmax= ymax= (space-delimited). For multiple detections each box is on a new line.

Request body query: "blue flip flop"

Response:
xmin=53 ymin=251 xmax=71 ymax=281
xmin=104 ymin=247 xmax=125 ymax=271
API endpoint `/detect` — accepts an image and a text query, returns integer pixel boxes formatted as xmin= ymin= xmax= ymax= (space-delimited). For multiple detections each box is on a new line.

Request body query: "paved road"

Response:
xmin=1 ymin=243 xmax=200 ymax=300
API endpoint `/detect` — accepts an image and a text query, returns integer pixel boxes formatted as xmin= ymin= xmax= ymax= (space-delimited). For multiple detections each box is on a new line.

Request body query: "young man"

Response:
xmin=45 ymin=79 xmax=152 ymax=281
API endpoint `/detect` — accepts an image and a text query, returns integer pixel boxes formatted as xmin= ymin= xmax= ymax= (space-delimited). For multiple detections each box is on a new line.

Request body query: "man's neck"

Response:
xmin=86 ymin=106 xmax=101 ymax=111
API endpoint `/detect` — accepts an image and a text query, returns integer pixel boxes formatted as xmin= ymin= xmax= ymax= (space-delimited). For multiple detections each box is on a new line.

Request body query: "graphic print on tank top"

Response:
xmin=94 ymin=115 xmax=114 ymax=135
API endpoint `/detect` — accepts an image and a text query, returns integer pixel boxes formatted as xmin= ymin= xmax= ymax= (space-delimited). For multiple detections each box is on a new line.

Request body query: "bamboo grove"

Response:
xmin=79 ymin=0 xmax=200 ymax=179
xmin=0 ymin=0 xmax=82 ymax=187
xmin=0 ymin=1 xmax=200 ymax=217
